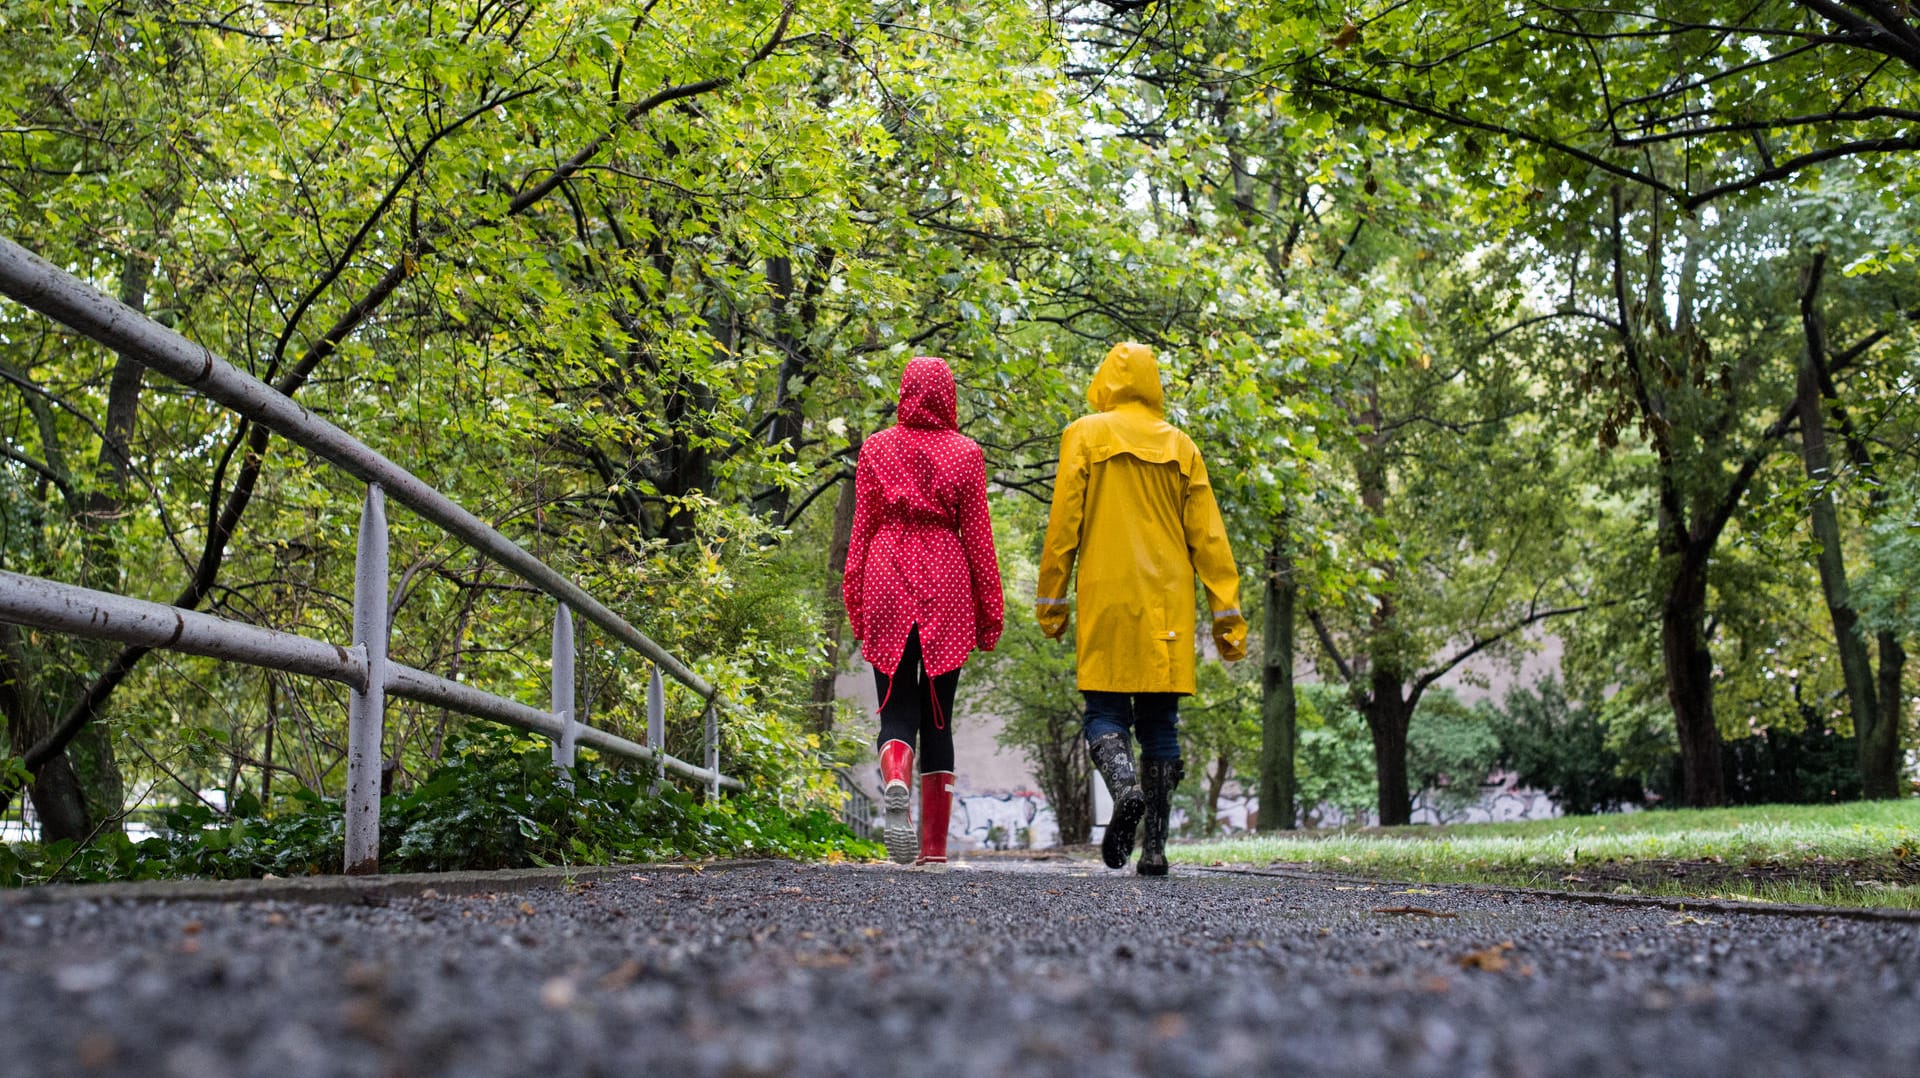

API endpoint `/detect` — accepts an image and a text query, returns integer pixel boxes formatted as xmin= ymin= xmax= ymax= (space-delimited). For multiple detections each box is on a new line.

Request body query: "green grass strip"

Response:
xmin=1171 ymin=800 xmax=1920 ymax=910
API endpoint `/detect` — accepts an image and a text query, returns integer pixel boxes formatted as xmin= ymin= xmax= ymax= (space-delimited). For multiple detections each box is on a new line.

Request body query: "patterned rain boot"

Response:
xmin=1089 ymin=731 xmax=1146 ymax=870
xmin=1136 ymin=757 xmax=1184 ymax=878
xmin=879 ymin=740 xmax=918 ymax=865
xmin=916 ymin=771 xmax=955 ymax=871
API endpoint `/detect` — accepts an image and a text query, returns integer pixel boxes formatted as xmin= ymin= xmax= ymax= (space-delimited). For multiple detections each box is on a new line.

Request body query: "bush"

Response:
xmin=1493 ymin=679 xmax=1647 ymax=815
xmin=1295 ymin=684 xmax=1376 ymax=826
xmin=1407 ymin=690 xmax=1503 ymax=815
xmin=1719 ymin=716 xmax=1862 ymax=805
xmin=2 ymin=729 xmax=879 ymax=886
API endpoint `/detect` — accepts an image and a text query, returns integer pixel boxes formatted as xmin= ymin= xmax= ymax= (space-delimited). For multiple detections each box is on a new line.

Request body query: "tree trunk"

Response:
xmin=2 ymin=626 xmax=91 ymax=841
xmin=1367 ymin=682 xmax=1413 ymax=826
xmin=1795 ymin=256 xmax=1898 ymax=798
xmin=1662 ymin=556 xmax=1726 ymax=807
xmin=1871 ymin=631 xmax=1907 ymax=797
xmin=664 ymin=308 xmax=728 ymax=544
xmin=1257 ymin=533 xmax=1296 ymax=831
xmin=1039 ymin=706 xmax=1092 ymax=845
xmin=1204 ymin=752 xmax=1230 ymax=835
xmin=808 ymin=456 xmax=860 ymax=734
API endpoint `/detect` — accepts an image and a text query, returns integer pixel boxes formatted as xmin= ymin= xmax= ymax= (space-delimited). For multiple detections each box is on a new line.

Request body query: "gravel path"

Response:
xmin=3 ymin=859 xmax=1917 ymax=1077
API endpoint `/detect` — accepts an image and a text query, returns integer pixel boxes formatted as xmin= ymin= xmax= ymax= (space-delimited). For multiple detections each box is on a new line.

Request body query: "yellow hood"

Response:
xmin=1087 ymin=341 xmax=1165 ymax=414
xmin=1075 ymin=341 xmax=1189 ymax=475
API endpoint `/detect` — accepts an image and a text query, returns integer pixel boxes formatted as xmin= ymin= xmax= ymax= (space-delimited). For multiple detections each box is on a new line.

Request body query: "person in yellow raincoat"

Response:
xmin=1036 ymin=341 xmax=1248 ymax=875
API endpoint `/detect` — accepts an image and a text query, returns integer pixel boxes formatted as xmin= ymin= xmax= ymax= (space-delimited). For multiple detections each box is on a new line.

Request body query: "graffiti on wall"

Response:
xmin=953 ymin=791 xmax=1058 ymax=850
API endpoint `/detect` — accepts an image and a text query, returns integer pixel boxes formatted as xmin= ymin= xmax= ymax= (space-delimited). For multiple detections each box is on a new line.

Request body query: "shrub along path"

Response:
xmin=2 ymin=858 xmax=1917 ymax=1077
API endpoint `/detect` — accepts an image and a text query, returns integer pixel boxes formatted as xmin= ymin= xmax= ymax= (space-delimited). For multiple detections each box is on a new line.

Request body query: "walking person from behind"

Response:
xmin=1035 ymin=341 xmax=1247 ymax=875
xmin=845 ymin=356 xmax=1005 ymax=867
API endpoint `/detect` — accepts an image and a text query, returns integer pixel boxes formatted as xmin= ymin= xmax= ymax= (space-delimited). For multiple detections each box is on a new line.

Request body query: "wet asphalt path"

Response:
xmin=2 ymin=859 xmax=1917 ymax=1077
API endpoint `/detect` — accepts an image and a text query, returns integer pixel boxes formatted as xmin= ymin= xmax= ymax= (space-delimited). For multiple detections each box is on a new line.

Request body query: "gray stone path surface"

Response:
xmin=3 ymin=859 xmax=1918 ymax=1077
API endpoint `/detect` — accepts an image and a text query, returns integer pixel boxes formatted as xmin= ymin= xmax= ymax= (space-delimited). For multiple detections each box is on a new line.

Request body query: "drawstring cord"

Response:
xmin=873 ymin=648 xmax=946 ymax=732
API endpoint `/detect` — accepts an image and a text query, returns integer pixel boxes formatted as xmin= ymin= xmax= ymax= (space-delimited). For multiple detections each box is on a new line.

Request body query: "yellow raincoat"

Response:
xmin=1036 ymin=342 xmax=1248 ymax=694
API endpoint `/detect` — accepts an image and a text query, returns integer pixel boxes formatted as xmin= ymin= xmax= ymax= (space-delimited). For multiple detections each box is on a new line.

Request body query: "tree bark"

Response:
xmin=1662 ymin=554 xmax=1726 ymax=807
xmin=1366 ymin=675 xmax=1414 ymax=825
xmin=1794 ymin=258 xmax=1896 ymax=797
xmin=807 ymin=454 xmax=860 ymax=734
xmin=1040 ymin=705 xmax=1092 ymax=845
xmin=1257 ymin=532 xmax=1296 ymax=831
xmin=2 ymin=626 xmax=92 ymax=840
xmin=1204 ymin=752 xmax=1230 ymax=835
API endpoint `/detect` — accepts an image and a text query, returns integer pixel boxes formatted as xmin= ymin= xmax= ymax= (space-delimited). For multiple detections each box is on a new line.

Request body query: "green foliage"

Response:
xmin=1406 ymin=690 xmax=1502 ymax=815
xmin=1294 ymin=684 xmax=1375 ymax=827
xmin=1492 ymin=680 xmax=1648 ymax=816
xmin=1721 ymin=721 xmax=1863 ymax=807
xmin=2 ymin=730 xmax=878 ymax=886
xmin=1858 ymin=480 xmax=1920 ymax=644
xmin=976 ymin=522 xmax=1094 ymax=845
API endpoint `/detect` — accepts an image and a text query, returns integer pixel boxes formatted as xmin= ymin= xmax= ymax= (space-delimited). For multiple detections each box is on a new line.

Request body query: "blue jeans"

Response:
xmin=1082 ymin=691 xmax=1182 ymax=761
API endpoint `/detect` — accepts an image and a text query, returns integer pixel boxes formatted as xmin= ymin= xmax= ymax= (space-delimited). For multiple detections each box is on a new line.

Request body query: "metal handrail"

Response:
xmin=0 ymin=236 xmax=741 ymax=874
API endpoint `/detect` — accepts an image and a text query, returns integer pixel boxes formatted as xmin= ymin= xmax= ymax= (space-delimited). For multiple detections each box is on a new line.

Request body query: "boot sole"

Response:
xmin=1136 ymin=859 xmax=1169 ymax=877
xmin=883 ymin=784 xmax=917 ymax=865
xmin=1101 ymin=789 xmax=1146 ymax=869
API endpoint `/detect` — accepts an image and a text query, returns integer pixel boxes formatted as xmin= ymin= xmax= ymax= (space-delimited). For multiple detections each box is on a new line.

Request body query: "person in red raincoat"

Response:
xmin=844 ymin=356 xmax=1004 ymax=866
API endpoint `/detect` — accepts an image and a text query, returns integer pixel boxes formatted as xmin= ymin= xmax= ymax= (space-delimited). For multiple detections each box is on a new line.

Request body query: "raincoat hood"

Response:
xmin=1073 ymin=341 xmax=1188 ymax=475
xmin=1087 ymin=341 xmax=1165 ymax=414
xmin=898 ymin=356 xmax=958 ymax=430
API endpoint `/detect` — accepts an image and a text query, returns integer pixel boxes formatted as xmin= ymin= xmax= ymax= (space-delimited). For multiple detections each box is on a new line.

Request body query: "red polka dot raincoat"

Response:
xmin=844 ymin=356 xmax=1004 ymax=679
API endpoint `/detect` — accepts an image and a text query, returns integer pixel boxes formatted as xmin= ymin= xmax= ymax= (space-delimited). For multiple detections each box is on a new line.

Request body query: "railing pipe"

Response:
xmin=647 ymin=665 xmax=667 ymax=791
xmin=381 ymin=665 xmax=739 ymax=790
xmin=0 ymin=236 xmax=713 ymax=700
xmin=705 ymin=700 xmax=721 ymax=800
xmin=344 ymin=484 xmax=388 ymax=875
xmin=0 ymin=572 xmax=368 ymax=689
xmin=551 ymin=604 xmax=577 ymax=785
xmin=0 ymin=571 xmax=745 ymax=794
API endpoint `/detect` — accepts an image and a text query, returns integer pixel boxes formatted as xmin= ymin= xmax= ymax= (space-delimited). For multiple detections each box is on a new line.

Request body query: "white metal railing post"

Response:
xmin=647 ymin=665 xmax=666 ymax=793
xmin=345 ymin=484 xmax=389 ymax=875
xmin=551 ymin=603 xmax=577 ymax=787
xmin=705 ymin=698 xmax=720 ymax=800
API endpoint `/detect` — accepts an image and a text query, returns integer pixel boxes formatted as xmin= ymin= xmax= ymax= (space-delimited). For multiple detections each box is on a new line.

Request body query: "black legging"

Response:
xmin=873 ymin=626 xmax=958 ymax=773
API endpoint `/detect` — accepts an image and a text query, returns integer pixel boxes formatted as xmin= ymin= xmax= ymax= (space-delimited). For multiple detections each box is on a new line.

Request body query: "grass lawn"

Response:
xmin=1169 ymin=799 xmax=1920 ymax=910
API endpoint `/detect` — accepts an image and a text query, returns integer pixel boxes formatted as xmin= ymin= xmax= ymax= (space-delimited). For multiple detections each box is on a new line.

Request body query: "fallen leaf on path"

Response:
xmin=1668 ymin=914 xmax=1713 ymax=926
xmin=1455 ymin=941 xmax=1516 ymax=972
xmin=1371 ymin=906 xmax=1458 ymax=918
xmin=598 ymin=960 xmax=644 ymax=989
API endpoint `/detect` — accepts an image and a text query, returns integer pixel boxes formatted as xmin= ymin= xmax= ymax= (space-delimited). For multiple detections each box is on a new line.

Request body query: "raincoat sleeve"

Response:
xmin=1182 ymin=453 xmax=1248 ymax=662
xmin=841 ymin=449 xmax=882 ymax=643
xmin=1034 ymin=425 xmax=1086 ymax=639
xmin=957 ymin=442 xmax=1005 ymax=651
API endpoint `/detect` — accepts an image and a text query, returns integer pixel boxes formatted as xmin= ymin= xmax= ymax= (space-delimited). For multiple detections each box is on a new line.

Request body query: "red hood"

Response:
xmin=897 ymin=356 xmax=958 ymax=430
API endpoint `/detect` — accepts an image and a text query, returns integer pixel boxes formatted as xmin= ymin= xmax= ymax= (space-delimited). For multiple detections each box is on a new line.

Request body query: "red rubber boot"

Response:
xmin=917 ymin=771 xmax=955 ymax=868
xmin=879 ymin=740 xmax=917 ymax=864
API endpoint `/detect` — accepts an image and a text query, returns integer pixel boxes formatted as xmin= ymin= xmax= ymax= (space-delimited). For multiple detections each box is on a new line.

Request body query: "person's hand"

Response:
xmin=979 ymin=620 xmax=1004 ymax=652
xmin=1036 ymin=602 xmax=1069 ymax=641
xmin=1213 ymin=613 xmax=1248 ymax=662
